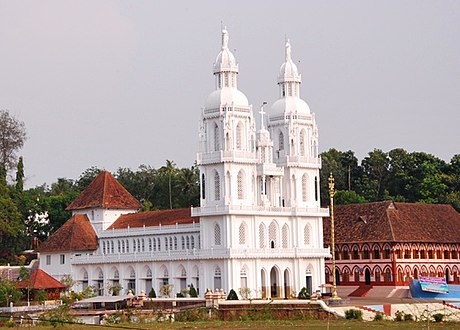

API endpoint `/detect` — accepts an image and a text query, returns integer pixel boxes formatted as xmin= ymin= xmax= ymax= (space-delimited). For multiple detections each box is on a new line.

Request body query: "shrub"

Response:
xmin=176 ymin=292 xmax=184 ymax=298
xmin=433 ymin=313 xmax=444 ymax=323
xmin=404 ymin=313 xmax=413 ymax=321
xmin=373 ymin=313 xmax=384 ymax=321
xmin=148 ymin=288 xmax=156 ymax=298
xmin=298 ymin=287 xmax=310 ymax=300
xmin=189 ymin=284 xmax=198 ymax=297
xmin=227 ymin=289 xmax=239 ymax=300
xmin=395 ymin=310 xmax=403 ymax=321
xmin=345 ymin=309 xmax=363 ymax=320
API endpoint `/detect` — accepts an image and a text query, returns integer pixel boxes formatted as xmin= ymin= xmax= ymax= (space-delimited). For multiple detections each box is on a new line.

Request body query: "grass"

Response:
xmin=27 ymin=319 xmax=460 ymax=329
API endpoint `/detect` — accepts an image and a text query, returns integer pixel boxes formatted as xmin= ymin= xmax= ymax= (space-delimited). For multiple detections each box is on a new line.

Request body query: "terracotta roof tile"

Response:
xmin=37 ymin=214 xmax=98 ymax=252
xmin=108 ymin=208 xmax=199 ymax=229
xmin=323 ymin=202 xmax=460 ymax=244
xmin=67 ymin=171 xmax=142 ymax=210
xmin=17 ymin=269 xmax=66 ymax=290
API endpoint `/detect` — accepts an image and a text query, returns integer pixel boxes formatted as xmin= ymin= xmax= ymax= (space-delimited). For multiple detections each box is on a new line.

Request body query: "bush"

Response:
xmin=373 ymin=313 xmax=384 ymax=321
xmin=227 ymin=289 xmax=239 ymax=300
xmin=394 ymin=310 xmax=403 ymax=321
xmin=433 ymin=313 xmax=444 ymax=323
xmin=148 ymin=288 xmax=156 ymax=298
xmin=345 ymin=309 xmax=363 ymax=320
xmin=189 ymin=284 xmax=198 ymax=297
xmin=298 ymin=287 xmax=310 ymax=300
xmin=176 ymin=292 xmax=184 ymax=298
xmin=404 ymin=313 xmax=413 ymax=321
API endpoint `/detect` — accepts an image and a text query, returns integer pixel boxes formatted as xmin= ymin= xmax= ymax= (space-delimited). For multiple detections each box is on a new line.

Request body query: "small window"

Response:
xmin=46 ymin=255 xmax=51 ymax=265
xmin=60 ymin=254 xmax=65 ymax=264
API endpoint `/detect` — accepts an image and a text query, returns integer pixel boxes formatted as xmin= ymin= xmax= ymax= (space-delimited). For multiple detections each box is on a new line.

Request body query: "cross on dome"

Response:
xmin=259 ymin=102 xmax=267 ymax=130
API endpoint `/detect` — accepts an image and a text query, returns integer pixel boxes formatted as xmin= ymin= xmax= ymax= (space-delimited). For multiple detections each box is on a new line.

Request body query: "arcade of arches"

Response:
xmin=325 ymin=242 xmax=460 ymax=286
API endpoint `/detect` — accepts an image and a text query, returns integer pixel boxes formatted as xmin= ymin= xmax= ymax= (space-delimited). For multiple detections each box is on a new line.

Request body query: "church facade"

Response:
xmin=38 ymin=29 xmax=329 ymax=298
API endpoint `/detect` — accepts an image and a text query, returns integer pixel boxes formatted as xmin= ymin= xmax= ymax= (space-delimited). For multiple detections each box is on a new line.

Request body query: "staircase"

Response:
xmin=349 ymin=285 xmax=373 ymax=297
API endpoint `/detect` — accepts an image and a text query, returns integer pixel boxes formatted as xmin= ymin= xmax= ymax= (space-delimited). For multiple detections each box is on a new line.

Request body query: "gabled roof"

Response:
xmin=108 ymin=208 xmax=198 ymax=230
xmin=66 ymin=171 xmax=142 ymax=211
xmin=17 ymin=269 xmax=66 ymax=290
xmin=37 ymin=214 xmax=98 ymax=252
xmin=323 ymin=201 xmax=460 ymax=244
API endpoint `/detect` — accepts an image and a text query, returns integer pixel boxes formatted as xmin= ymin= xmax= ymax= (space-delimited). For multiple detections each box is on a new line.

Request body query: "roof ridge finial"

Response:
xmin=285 ymin=38 xmax=292 ymax=62
xmin=222 ymin=26 xmax=229 ymax=50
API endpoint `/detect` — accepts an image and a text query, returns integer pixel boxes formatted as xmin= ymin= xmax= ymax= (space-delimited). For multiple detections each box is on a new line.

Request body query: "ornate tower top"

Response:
xmin=213 ymin=27 xmax=239 ymax=75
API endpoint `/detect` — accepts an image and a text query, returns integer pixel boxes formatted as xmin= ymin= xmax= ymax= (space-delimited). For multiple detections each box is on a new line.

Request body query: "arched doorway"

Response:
xmin=270 ymin=267 xmax=279 ymax=298
xmin=414 ymin=268 xmax=419 ymax=280
xmin=284 ymin=269 xmax=291 ymax=299
xmin=335 ymin=268 xmax=340 ymax=285
xmin=261 ymin=269 xmax=267 ymax=298
xmin=365 ymin=269 xmax=371 ymax=285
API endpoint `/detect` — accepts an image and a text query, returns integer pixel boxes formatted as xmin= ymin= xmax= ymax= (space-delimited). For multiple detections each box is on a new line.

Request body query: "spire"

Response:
xmin=222 ymin=27 xmax=229 ymax=50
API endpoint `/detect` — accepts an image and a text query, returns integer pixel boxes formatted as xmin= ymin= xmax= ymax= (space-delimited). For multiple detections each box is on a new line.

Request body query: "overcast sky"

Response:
xmin=1 ymin=1 xmax=459 ymax=188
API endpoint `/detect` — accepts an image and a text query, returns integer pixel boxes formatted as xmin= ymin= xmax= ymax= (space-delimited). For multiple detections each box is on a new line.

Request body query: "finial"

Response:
xmin=222 ymin=26 xmax=229 ymax=50
xmin=259 ymin=102 xmax=267 ymax=130
xmin=328 ymin=173 xmax=335 ymax=197
xmin=285 ymin=38 xmax=292 ymax=61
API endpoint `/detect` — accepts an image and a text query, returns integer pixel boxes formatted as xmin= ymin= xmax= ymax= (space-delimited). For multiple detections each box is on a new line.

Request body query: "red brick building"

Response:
xmin=323 ymin=202 xmax=460 ymax=287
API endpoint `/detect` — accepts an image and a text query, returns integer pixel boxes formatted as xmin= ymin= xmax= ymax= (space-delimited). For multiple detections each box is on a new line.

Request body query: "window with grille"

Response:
xmin=102 ymin=241 xmax=106 ymax=254
xmin=236 ymin=123 xmax=242 ymax=150
xmin=126 ymin=240 xmax=129 ymax=252
xmin=148 ymin=238 xmax=152 ymax=251
xmin=214 ymin=171 xmax=220 ymax=200
xmin=279 ymin=132 xmax=284 ymax=150
xmin=181 ymin=236 xmax=185 ymax=249
xmin=302 ymin=174 xmax=308 ymax=202
xmin=114 ymin=270 xmax=119 ymax=279
xmin=300 ymin=130 xmax=305 ymax=156
xmin=237 ymin=170 xmax=244 ymax=199
xmin=214 ymin=223 xmax=221 ymax=245
xmin=191 ymin=236 xmax=195 ymax=249
xmin=304 ymin=224 xmax=311 ymax=245
xmin=239 ymin=222 xmax=247 ymax=245
xmin=214 ymin=123 xmax=220 ymax=151
xmin=282 ymin=224 xmax=288 ymax=248
xmin=269 ymin=221 xmax=277 ymax=248
xmin=259 ymin=223 xmax=266 ymax=248
xmin=186 ymin=236 xmax=190 ymax=249
xmin=174 ymin=237 xmax=178 ymax=250
xmin=152 ymin=238 xmax=156 ymax=251
xmin=111 ymin=241 xmax=114 ymax=254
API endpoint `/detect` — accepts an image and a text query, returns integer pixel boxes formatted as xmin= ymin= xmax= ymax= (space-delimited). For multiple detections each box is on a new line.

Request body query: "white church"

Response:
xmin=38 ymin=29 xmax=329 ymax=299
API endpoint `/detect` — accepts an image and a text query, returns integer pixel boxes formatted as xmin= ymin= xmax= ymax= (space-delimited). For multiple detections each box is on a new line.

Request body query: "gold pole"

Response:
xmin=328 ymin=173 xmax=340 ymax=300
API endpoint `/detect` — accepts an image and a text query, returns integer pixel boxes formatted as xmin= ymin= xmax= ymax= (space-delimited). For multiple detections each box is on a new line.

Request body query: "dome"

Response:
xmin=278 ymin=39 xmax=301 ymax=83
xmin=270 ymin=96 xmax=310 ymax=115
xmin=213 ymin=28 xmax=238 ymax=74
xmin=205 ymin=88 xmax=249 ymax=110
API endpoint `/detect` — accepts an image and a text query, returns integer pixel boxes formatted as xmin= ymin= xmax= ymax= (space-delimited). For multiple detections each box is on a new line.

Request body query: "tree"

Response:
xmin=226 ymin=289 xmax=238 ymax=300
xmin=0 ymin=110 xmax=26 ymax=177
xmin=148 ymin=288 xmax=156 ymax=298
xmin=15 ymin=156 xmax=24 ymax=192
xmin=189 ymin=284 xmax=198 ymax=297
xmin=334 ymin=190 xmax=368 ymax=205
xmin=0 ymin=280 xmax=23 ymax=306
xmin=0 ymin=180 xmax=24 ymax=261
xmin=60 ymin=274 xmax=76 ymax=293
xmin=159 ymin=284 xmax=174 ymax=297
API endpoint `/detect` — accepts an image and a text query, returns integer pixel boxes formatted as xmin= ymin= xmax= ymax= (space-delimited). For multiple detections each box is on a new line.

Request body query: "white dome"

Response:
xmin=278 ymin=60 xmax=301 ymax=83
xmin=205 ymin=87 xmax=249 ymax=109
xmin=214 ymin=48 xmax=238 ymax=73
xmin=271 ymin=96 xmax=310 ymax=115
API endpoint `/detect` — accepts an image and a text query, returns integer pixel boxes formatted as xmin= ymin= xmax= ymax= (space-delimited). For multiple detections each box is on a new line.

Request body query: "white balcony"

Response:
xmin=197 ymin=150 xmax=257 ymax=165
xmin=191 ymin=204 xmax=329 ymax=217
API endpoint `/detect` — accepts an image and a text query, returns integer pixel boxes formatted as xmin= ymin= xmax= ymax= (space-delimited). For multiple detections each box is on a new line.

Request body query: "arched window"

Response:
xmin=191 ymin=236 xmax=195 ymax=249
xmin=259 ymin=223 xmax=266 ymax=248
xmin=148 ymin=238 xmax=152 ymax=251
xmin=269 ymin=221 xmax=278 ymax=248
xmin=279 ymin=131 xmax=284 ymax=151
xmin=304 ymin=224 xmax=311 ymax=245
xmin=314 ymin=176 xmax=318 ymax=201
xmin=102 ymin=241 xmax=106 ymax=254
xmin=353 ymin=246 xmax=360 ymax=259
xmin=363 ymin=245 xmax=370 ymax=259
xmin=282 ymin=224 xmax=289 ymax=248
xmin=214 ymin=171 xmax=220 ymax=200
xmin=181 ymin=236 xmax=185 ymax=250
xmin=373 ymin=245 xmax=380 ymax=259
xmin=186 ymin=236 xmax=190 ymax=249
xmin=214 ymin=223 xmax=221 ymax=245
xmin=201 ymin=174 xmax=206 ymax=199
xmin=236 ymin=122 xmax=243 ymax=150
xmin=299 ymin=129 xmax=306 ymax=156
xmin=214 ymin=123 xmax=220 ymax=151
xmin=174 ymin=237 xmax=178 ymax=250
xmin=237 ymin=170 xmax=245 ymax=199
xmin=302 ymin=174 xmax=308 ymax=202
xmin=239 ymin=222 xmax=247 ymax=245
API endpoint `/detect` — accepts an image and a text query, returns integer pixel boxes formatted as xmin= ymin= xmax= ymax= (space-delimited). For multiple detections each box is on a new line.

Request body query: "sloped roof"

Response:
xmin=323 ymin=201 xmax=460 ymax=244
xmin=67 ymin=171 xmax=142 ymax=211
xmin=108 ymin=208 xmax=199 ymax=229
xmin=17 ymin=269 xmax=66 ymax=290
xmin=37 ymin=214 xmax=98 ymax=252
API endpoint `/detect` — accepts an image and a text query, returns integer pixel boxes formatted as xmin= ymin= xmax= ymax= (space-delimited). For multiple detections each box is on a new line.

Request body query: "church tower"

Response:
xmin=268 ymin=40 xmax=321 ymax=209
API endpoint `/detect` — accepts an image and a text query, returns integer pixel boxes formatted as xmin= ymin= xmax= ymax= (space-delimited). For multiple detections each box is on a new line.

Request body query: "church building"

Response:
xmin=38 ymin=29 xmax=329 ymax=298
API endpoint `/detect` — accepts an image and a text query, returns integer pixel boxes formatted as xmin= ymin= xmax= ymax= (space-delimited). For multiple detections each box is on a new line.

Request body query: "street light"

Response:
xmin=328 ymin=173 xmax=340 ymax=300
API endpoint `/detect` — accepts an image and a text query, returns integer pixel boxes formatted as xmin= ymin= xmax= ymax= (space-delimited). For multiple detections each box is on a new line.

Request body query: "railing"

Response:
xmin=72 ymin=246 xmax=330 ymax=265
xmin=197 ymin=150 xmax=257 ymax=164
xmin=191 ymin=205 xmax=329 ymax=217
xmin=98 ymin=222 xmax=200 ymax=238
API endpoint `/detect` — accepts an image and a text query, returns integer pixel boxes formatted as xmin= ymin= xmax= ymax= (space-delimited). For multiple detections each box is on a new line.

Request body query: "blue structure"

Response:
xmin=410 ymin=280 xmax=460 ymax=300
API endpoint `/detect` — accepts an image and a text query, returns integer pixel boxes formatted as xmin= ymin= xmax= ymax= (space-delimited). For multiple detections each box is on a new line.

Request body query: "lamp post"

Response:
xmin=328 ymin=173 xmax=340 ymax=300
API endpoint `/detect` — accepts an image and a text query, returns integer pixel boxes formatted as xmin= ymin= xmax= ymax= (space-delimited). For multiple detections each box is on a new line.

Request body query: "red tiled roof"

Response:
xmin=17 ymin=269 xmax=66 ymax=290
xmin=323 ymin=202 xmax=460 ymax=244
xmin=67 ymin=171 xmax=142 ymax=211
xmin=37 ymin=214 xmax=98 ymax=252
xmin=108 ymin=208 xmax=199 ymax=229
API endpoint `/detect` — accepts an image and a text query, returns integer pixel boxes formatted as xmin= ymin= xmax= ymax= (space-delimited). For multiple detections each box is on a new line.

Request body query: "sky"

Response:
xmin=0 ymin=1 xmax=459 ymax=188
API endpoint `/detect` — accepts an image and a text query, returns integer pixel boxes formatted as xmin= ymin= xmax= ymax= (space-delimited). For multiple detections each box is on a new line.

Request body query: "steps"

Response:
xmin=349 ymin=285 xmax=373 ymax=297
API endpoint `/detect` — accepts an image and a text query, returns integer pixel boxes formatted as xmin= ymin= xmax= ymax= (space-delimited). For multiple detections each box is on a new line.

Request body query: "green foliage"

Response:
xmin=344 ymin=309 xmax=363 ymax=320
xmin=373 ymin=313 xmax=384 ymax=321
xmin=0 ymin=109 xmax=27 ymax=175
xmin=148 ymin=288 xmax=156 ymax=298
xmin=40 ymin=305 xmax=76 ymax=327
xmin=160 ymin=284 xmax=174 ymax=297
xmin=36 ymin=289 xmax=47 ymax=304
xmin=15 ymin=156 xmax=24 ymax=192
xmin=107 ymin=282 xmax=123 ymax=296
xmin=394 ymin=310 xmax=414 ymax=321
xmin=0 ymin=280 xmax=23 ymax=306
xmin=189 ymin=283 xmax=198 ymax=297
xmin=334 ymin=190 xmax=367 ymax=205
xmin=227 ymin=289 xmax=239 ymax=300
xmin=433 ymin=313 xmax=444 ymax=322
xmin=298 ymin=287 xmax=310 ymax=300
